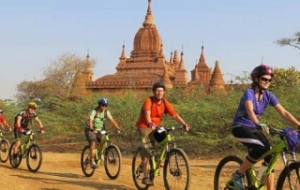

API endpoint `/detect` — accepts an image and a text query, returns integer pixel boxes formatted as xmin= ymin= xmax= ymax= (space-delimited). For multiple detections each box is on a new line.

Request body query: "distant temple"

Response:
xmin=77 ymin=0 xmax=226 ymax=95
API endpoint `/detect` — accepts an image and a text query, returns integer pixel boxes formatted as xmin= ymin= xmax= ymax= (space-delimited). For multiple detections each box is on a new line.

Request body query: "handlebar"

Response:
xmin=261 ymin=126 xmax=300 ymax=136
xmin=155 ymin=126 xmax=187 ymax=133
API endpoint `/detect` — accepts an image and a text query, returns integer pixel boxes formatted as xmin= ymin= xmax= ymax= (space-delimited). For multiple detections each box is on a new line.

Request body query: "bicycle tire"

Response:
xmin=276 ymin=162 xmax=300 ymax=190
xmin=214 ymin=155 xmax=251 ymax=190
xmin=132 ymin=147 xmax=152 ymax=190
xmin=8 ymin=141 xmax=22 ymax=168
xmin=0 ymin=139 xmax=10 ymax=163
xmin=104 ymin=144 xmax=122 ymax=180
xmin=26 ymin=144 xmax=42 ymax=172
xmin=163 ymin=148 xmax=191 ymax=190
xmin=80 ymin=145 xmax=96 ymax=177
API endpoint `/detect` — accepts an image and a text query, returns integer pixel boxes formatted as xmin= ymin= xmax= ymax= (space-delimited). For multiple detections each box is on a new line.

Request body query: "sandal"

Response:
xmin=142 ymin=177 xmax=154 ymax=186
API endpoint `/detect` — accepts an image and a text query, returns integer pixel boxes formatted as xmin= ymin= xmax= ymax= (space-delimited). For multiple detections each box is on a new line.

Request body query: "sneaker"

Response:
xmin=142 ymin=177 xmax=154 ymax=186
xmin=90 ymin=160 xmax=97 ymax=169
xmin=232 ymin=171 xmax=245 ymax=190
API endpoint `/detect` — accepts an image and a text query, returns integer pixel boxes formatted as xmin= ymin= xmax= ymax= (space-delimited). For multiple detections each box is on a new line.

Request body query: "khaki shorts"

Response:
xmin=138 ymin=128 xmax=155 ymax=157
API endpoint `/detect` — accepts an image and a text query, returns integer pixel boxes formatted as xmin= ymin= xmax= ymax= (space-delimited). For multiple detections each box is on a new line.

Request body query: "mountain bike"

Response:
xmin=80 ymin=129 xmax=122 ymax=179
xmin=8 ymin=129 xmax=43 ymax=172
xmin=132 ymin=126 xmax=191 ymax=190
xmin=214 ymin=127 xmax=300 ymax=190
xmin=0 ymin=129 xmax=11 ymax=163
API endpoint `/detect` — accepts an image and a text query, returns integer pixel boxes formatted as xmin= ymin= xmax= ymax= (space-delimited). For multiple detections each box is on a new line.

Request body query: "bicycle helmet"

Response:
xmin=250 ymin=64 xmax=274 ymax=81
xmin=28 ymin=102 xmax=38 ymax=109
xmin=98 ymin=98 xmax=109 ymax=105
xmin=152 ymin=82 xmax=166 ymax=92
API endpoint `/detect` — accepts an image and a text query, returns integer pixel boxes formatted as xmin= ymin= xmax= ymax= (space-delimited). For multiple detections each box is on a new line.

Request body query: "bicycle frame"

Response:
xmin=94 ymin=130 xmax=111 ymax=164
xmin=239 ymin=131 xmax=296 ymax=189
xmin=20 ymin=131 xmax=36 ymax=157
xmin=149 ymin=129 xmax=175 ymax=176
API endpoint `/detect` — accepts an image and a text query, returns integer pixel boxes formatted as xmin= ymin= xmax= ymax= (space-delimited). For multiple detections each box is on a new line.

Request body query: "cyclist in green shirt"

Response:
xmin=87 ymin=98 xmax=121 ymax=168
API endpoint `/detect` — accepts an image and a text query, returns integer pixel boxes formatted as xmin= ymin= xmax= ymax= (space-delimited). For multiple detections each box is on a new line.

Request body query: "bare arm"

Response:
xmin=245 ymin=100 xmax=259 ymax=124
xmin=2 ymin=120 xmax=11 ymax=131
xmin=34 ymin=117 xmax=44 ymax=129
xmin=274 ymin=103 xmax=300 ymax=127
xmin=109 ymin=118 xmax=120 ymax=131
xmin=145 ymin=110 xmax=152 ymax=125
xmin=172 ymin=114 xmax=187 ymax=126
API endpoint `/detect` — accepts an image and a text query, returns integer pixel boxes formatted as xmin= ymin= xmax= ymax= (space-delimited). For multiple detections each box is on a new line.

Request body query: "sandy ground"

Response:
xmin=0 ymin=149 xmax=291 ymax=190
xmin=0 ymin=150 xmax=220 ymax=190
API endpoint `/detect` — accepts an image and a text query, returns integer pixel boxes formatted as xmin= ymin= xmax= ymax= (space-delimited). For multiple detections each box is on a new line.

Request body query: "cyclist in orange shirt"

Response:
xmin=136 ymin=82 xmax=191 ymax=186
xmin=0 ymin=108 xmax=12 ymax=132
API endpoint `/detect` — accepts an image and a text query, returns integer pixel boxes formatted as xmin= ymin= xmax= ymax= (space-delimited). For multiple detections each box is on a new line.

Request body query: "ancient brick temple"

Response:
xmin=79 ymin=0 xmax=226 ymax=94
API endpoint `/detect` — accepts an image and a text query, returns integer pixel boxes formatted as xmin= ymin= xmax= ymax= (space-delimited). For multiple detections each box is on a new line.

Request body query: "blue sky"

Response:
xmin=1 ymin=0 xmax=299 ymax=99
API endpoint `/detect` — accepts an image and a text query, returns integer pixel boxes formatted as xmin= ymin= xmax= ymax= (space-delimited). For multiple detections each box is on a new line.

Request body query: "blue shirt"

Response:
xmin=232 ymin=87 xmax=279 ymax=128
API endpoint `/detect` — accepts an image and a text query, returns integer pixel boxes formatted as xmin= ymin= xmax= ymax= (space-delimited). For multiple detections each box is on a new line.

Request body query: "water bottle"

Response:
xmin=256 ymin=161 xmax=268 ymax=181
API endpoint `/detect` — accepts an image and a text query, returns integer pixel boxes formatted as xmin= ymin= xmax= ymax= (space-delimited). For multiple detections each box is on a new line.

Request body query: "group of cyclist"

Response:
xmin=1 ymin=64 xmax=300 ymax=190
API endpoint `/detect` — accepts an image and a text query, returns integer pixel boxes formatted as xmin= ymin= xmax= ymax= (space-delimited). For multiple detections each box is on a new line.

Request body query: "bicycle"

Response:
xmin=132 ymin=126 xmax=191 ymax=190
xmin=0 ymin=129 xmax=11 ymax=163
xmin=8 ymin=129 xmax=43 ymax=172
xmin=214 ymin=127 xmax=300 ymax=190
xmin=80 ymin=129 xmax=122 ymax=179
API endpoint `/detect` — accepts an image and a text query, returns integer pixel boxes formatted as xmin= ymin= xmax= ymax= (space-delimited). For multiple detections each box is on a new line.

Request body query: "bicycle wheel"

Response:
xmin=163 ymin=148 xmax=191 ymax=190
xmin=132 ymin=147 xmax=152 ymax=190
xmin=276 ymin=162 xmax=300 ymax=190
xmin=81 ymin=145 xmax=95 ymax=177
xmin=26 ymin=144 xmax=42 ymax=172
xmin=0 ymin=139 xmax=10 ymax=162
xmin=104 ymin=144 xmax=122 ymax=179
xmin=8 ymin=141 xmax=22 ymax=168
xmin=214 ymin=155 xmax=251 ymax=190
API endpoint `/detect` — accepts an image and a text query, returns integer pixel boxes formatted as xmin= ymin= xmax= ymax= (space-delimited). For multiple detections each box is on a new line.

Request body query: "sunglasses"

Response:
xmin=100 ymin=104 xmax=107 ymax=107
xmin=260 ymin=77 xmax=272 ymax=83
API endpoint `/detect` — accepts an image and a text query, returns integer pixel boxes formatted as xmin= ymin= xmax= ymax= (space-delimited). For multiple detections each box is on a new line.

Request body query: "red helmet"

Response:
xmin=250 ymin=64 xmax=274 ymax=81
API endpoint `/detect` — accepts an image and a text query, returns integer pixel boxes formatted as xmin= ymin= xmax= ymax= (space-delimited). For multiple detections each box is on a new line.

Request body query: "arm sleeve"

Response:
xmin=89 ymin=110 xmax=97 ymax=120
xmin=164 ymin=100 xmax=177 ymax=117
xmin=106 ymin=110 xmax=113 ymax=120
xmin=142 ymin=98 xmax=152 ymax=112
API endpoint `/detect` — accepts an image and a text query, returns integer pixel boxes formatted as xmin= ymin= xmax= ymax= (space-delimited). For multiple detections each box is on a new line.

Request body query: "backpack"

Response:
xmin=283 ymin=128 xmax=300 ymax=151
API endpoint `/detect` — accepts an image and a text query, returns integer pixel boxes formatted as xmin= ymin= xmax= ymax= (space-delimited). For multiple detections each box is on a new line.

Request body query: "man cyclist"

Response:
xmin=13 ymin=102 xmax=45 ymax=158
xmin=231 ymin=64 xmax=300 ymax=190
xmin=136 ymin=81 xmax=191 ymax=186
xmin=0 ymin=108 xmax=12 ymax=132
xmin=87 ymin=97 xmax=121 ymax=168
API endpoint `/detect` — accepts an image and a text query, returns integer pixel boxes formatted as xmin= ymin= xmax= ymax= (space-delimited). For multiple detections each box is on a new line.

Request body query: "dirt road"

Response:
xmin=0 ymin=149 xmax=290 ymax=190
xmin=0 ymin=151 xmax=218 ymax=190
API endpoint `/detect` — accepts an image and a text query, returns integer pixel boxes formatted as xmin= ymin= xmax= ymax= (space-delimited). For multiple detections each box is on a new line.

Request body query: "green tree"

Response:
xmin=271 ymin=67 xmax=300 ymax=90
xmin=275 ymin=31 xmax=300 ymax=50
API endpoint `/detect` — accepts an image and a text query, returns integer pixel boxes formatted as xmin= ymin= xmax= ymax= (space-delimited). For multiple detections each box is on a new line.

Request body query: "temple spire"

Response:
xmin=178 ymin=51 xmax=186 ymax=70
xmin=143 ymin=0 xmax=155 ymax=27
xmin=120 ymin=44 xmax=126 ymax=59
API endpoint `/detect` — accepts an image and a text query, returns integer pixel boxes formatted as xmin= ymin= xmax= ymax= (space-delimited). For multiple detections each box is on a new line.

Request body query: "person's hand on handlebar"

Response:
xmin=183 ymin=124 xmax=191 ymax=131
xmin=256 ymin=123 xmax=269 ymax=134
xmin=147 ymin=122 xmax=156 ymax=130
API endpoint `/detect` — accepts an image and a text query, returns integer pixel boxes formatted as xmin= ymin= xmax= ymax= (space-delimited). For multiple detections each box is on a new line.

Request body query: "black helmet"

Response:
xmin=152 ymin=82 xmax=166 ymax=91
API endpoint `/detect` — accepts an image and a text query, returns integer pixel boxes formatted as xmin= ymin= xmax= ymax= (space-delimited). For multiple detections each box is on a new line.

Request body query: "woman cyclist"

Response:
xmin=231 ymin=64 xmax=300 ymax=190
xmin=87 ymin=98 xmax=121 ymax=168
